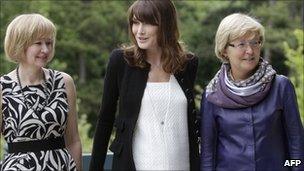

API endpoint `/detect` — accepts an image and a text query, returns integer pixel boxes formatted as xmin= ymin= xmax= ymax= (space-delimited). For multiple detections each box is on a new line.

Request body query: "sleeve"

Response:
xmin=190 ymin=56 xmax=200 ymax=144
xmin=89 ymin=49 xmax=121 ymax=171
xmin=188 ymin=55 xmax=198 ymax=90
xmin=200 ymin=91 xmax=217 ymax=171
xmin=281 ymin=78 xmax=304 ymax=171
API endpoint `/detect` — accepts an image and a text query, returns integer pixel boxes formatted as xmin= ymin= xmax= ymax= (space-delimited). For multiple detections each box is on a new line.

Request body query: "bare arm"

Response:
xmin=62 ymin=73 xmax=82 ymax=171
xmin=0 ymin=84 xmax=2 ymax=139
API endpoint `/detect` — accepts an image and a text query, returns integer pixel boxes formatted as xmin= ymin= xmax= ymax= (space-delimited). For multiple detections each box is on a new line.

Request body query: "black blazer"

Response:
xmin=89 ymin=49 xmax=200 ymax=171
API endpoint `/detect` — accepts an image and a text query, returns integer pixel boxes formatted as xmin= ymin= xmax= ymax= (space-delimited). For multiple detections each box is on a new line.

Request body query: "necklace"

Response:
xmin=147 ymin=75 xmax=171 ymax=125
xmin=16 ymin=66 xmax=49 ymax=113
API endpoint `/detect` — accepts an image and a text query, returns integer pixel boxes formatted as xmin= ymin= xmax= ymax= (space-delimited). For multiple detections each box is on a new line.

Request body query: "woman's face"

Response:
xmin=132 ymin=16 xmax=159 ymax=51
xmin=22 ymin=38 xmax=54 ymax=68
xmin=223 ymin=33 xmax=261 ymax=81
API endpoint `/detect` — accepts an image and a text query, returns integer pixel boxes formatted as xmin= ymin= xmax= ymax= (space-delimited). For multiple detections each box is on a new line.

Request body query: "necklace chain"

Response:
xmin=16 ymin=66 xmax=49 ymax=113
xmin=147 ymin=76 xmax=171 ymax=124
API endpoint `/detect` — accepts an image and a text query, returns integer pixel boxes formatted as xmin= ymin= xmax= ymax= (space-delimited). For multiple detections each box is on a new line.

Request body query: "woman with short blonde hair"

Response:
xmin=4 ymin=14 xmax=56 ymax=62
xmin=1 ymin=14 xmax=82 ymax=171
xmin=214 ymin=13 xmax=265 ymax=61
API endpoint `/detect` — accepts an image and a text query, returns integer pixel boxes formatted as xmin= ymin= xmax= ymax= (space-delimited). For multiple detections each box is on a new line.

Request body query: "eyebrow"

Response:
xmin=132 ymin=16 xmax=138 ymax=20
xmin=236 ymin=38 xmax=259 ymax=42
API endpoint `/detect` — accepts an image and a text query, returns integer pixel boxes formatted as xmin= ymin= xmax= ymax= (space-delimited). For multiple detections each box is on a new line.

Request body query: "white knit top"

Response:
xmin=132 ymin=75 xmax=190 ymax=170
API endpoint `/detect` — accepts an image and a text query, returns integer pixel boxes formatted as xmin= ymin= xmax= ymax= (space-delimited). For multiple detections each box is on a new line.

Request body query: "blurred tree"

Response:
xmin=284 ymin=29 xmax=304 ymax=123
xmin=78 ymin=114 xmax=93 ymax=153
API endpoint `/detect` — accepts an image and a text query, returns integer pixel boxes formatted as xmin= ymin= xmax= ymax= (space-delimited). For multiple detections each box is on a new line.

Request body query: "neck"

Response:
xmin=17 ymin=64 xmax=44 ymax=85
xmin=146 ymin=48 xmax=162 ymax=67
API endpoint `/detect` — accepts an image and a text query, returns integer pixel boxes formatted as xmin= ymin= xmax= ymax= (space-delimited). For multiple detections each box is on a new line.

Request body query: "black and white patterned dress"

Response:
xmin=0 ymin=69 xmax=76 ymax=171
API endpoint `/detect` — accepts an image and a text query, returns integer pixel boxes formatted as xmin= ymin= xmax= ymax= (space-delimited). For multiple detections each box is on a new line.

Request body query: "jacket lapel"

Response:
xmin=122 ymin=66 xmax=149 ymax=121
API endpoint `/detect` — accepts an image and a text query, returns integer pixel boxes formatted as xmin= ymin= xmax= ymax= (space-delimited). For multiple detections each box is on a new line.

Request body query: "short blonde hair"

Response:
xmin=4 ymin=13 xmax=56 ymax=63
xmin=215 ymin=13 xmax=265 ymax=61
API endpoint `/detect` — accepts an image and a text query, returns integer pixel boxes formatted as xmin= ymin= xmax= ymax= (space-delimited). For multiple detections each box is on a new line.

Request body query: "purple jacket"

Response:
xmin=200 ymin=75 xmax=304 ymax=171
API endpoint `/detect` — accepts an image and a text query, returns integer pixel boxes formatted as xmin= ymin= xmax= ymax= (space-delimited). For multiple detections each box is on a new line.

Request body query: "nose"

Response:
xmin=138 ymin=23 xmax=145 ymax=35
xmin=245 ymin=44 xmax=254 ymax=54
xmin=41 ymin=43 xmax=49 ymax=53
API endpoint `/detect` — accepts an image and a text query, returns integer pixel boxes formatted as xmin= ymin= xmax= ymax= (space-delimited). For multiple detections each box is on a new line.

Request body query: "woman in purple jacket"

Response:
xmin=200 ymin=13 xmax=304 ymax=171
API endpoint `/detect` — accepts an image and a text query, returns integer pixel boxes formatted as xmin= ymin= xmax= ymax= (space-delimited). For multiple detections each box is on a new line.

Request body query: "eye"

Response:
xmin=250 ymin=41 xmax=259 ymax=46
xmin=132 ymin=19 xmax=140 ymax=25
xmin=237 ymin=42 xmax=246 ymax=48
xmin=34 ymin=41 xmax=42 ymax=45
xmin=46 ymin=41 xmax=53 ymax=46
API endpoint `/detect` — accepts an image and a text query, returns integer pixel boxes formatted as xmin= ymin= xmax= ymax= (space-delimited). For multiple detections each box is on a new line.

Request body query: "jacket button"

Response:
xmin=192 ymin=109 xmax=196 ymax=114
xmin=181 ymin=78 xmax=184 ymax=83
xmin=189 ymin=98 xmax=193 ymax=103
xmin=186 ymin=88 xmax=189 ymax=92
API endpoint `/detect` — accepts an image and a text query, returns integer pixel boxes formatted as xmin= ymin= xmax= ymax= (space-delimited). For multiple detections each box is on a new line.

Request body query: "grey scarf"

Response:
xmin=205 ymin=58 xmax=276 ymax=108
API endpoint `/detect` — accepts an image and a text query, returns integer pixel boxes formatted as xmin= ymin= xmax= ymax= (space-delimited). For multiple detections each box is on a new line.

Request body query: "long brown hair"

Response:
xmin=123 ymin=0 xmax=190 ymax=74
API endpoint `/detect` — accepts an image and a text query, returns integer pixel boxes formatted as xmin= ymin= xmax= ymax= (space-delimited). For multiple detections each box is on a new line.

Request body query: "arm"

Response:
xmin=200 ymin=92 xmax=217 ymax=171
xmin=281 ymin=78 xmax=304 ymax=171
xmin=62 ymin=73 xmax=82 ymax=171
xmin=0 ymin=83 xmax=2 ymax=139
xmin=188 ymin=55 xmax=198 ymax=90
xmin=189 ymin=56 xmax=200 ymax=147
xmin=89 ymin=50 xmax=120 ymax=171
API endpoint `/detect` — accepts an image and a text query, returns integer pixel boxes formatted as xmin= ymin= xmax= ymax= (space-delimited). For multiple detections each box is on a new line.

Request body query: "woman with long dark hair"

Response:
xmin=89 ymin=0 xmax=200 ymax=170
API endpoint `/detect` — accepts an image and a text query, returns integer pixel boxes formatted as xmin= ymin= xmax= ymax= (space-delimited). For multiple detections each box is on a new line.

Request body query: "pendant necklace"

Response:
xmin=16 ymin=66 xmax=49 ymax=113
xmin=147 ymin=75 xmax=172 ymax=125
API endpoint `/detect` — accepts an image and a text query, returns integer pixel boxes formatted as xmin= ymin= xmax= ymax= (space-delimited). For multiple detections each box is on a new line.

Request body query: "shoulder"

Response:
xmin=201 ymin=91 xmax=218 ymax=113
xmin=110 ymin=48 xmax=124 ymax=58
xmin=273 ymin=74 xmax=294 ymax=89
xmin=58 ymin=72 xmax=77 ymax=102
xmin=105 ymin=48 xmax=127 ymax=71
xmin=60 ymin=72 xmax=75 ymax=88
xmin=47 ymin=69 xmax=75 ymax=91
xmin=45 ymin=69 xmax=73 ymax=85
xmin=184 ymin=53 xmax=198 ymax=73
xmin=271 ymin=74 xmax=296 ymax=99
xmin=1 ymin=70 xmax=16 ymax=82
xmin=1 ymin=70 xmax=17 ymax=88
xmin=109 ymin=49 xmax=125 ymax=64
xmin=55 ymin=71 xmax=76 ymax=105
xmin=186 ymin=53 xmax=198 ymax=65
xmin=275 ymin=74 xmax=291 ymax=83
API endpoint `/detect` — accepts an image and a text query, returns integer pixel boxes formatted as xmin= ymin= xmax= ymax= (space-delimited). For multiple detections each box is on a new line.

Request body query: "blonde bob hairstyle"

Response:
xmin=4 ymin=13 xmax=56 ymax=63
xmin=215 ymin=13 xmax=265 ymax=62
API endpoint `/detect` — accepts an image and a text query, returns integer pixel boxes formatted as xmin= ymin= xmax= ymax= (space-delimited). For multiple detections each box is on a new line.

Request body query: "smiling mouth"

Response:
xmin=243 ymin=57 xmax=255 ymax=61
xmin=138 ymin=37 xmax=148 ymax=41
xmin=37 ymin=56 xmax=48 ymax=60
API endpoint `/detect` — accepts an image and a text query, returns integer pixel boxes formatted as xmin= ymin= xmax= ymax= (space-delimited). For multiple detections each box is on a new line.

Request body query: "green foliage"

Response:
xmin=78 ymin=114 xmax=93 ymax=153
xmin=284 ymin=29 xmax=304 ymax=123
xmin=77 ymin=79 xmax=104 ymax=136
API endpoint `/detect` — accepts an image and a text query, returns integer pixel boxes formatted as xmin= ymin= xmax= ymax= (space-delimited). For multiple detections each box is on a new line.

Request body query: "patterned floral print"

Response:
xmin=0 ymin=69 xmax=76 ymax=171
